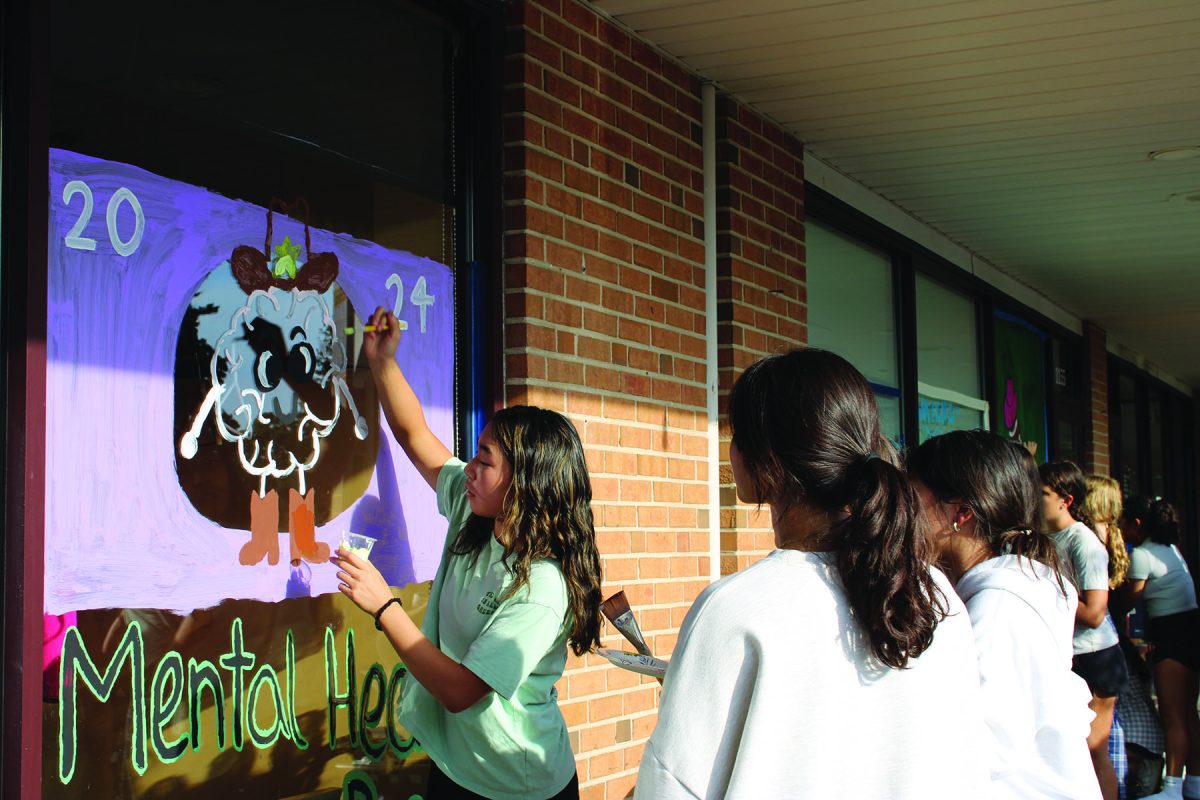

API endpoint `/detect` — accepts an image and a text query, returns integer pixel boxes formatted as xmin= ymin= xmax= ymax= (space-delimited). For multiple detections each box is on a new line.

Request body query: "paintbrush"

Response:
xmin=343 ymin=321 xmax=407 ymax=335
xmin=600 ymin=591 xmax=652 ymax=657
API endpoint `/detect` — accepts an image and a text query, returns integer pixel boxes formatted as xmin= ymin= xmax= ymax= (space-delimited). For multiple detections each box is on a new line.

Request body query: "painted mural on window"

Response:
xmin=45 ymin=150 xmax=453 ymax=798
xmin=993 ymin=315 xmax=1049 ymax=460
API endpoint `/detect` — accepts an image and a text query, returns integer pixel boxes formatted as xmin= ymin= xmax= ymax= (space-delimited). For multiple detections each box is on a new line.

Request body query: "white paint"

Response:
xmin=385 ymin=273 xmax=411 ymax=331
xmin=106 ymin=187 xmax=145 ymax=257
xmin=703 ymin=82 xmax=721 ymax=584
xmin=409 ymin=275 xmax=435 ymax=333
xmin=180 ymin=285 xmax=366 ymax=504
xmin=62 ymin=180 xmax=98 ymax=252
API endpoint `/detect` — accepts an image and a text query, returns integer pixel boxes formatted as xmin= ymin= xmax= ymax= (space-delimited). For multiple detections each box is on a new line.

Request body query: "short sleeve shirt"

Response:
xmin=397 ymin=458 xmax=576 ymax=800
xmin=1049 ymin=522 xmax=1120 ymax=654
xmin=1128 ymin=541 xmax=1198 ymax=619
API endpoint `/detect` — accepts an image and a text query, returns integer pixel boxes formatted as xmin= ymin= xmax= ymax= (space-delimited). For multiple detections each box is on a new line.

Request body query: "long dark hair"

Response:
xmin=908 ymin=430 xmax=1065 ymax=592
xmin=450 ymin=406 xmax=603 ymax=656
xmin=729 ymin=348 xmax=944 ymax=670
xmin=1038 ymin=460 xmax=1095 ymax=531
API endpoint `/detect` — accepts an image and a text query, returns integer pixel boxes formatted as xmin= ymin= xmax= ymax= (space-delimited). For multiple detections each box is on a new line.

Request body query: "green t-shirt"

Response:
xmin=398 ymin=458 xmax=576 ymax=799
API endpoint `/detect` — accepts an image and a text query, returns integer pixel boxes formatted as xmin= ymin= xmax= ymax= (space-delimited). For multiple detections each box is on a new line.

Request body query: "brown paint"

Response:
xmin=243 ymin=489 xmax=280 ymax=566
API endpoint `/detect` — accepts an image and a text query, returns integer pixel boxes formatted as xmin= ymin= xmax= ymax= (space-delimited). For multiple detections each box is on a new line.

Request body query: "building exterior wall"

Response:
xmin=503 ymin=2 xmax=708 ymax=795
xmin=715 ymin=96 xmax=807 ymax=575
xmin=1085 ymin=321 xmax=1111 ymax=476
xmin=502 ymin=1 xmax=810 ymax=795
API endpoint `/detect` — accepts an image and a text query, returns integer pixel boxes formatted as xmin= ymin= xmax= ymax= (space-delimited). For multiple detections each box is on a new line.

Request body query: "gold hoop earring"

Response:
xmin=952 ymin=522 xmax=960 ymax=532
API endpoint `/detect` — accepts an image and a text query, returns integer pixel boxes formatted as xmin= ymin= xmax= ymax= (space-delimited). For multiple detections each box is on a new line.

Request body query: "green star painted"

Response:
xmin=272 ymin=235 xmax=302 ymax=278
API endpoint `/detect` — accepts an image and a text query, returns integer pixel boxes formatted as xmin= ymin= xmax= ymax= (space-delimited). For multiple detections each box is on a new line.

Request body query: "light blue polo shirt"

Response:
xmin=398 ymin=458 xmax=576 ymax=800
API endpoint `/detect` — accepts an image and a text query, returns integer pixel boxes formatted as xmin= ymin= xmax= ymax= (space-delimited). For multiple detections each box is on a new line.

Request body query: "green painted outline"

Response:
xmin=286 ymin=629 xmax=308 ymax=750
xmin=385 ymin=664 xmax=421 ymax=758
xmin=58 ymin=621 xmax=146 ymax=785
xmin=150 ymin=652 xmax=189 ymax=763
xmin=218 ymin=617 xmax=256 ymax=753
xmin=357 ymin=664 xmax=388 ymax=762
xmin=342 ymin=768 xmax=379 ymax=800
xmin=187 ymin=657 xmax=227 ymax=752
xmin=324 ymin=626 xmax=358 ymax=749
xmin=247 ymin=664 xmax=285 ymax=749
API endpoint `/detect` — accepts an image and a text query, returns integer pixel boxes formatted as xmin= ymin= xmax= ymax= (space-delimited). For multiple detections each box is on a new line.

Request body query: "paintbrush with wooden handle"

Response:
xmin=600 ymin=591 xmax=652 ymax=657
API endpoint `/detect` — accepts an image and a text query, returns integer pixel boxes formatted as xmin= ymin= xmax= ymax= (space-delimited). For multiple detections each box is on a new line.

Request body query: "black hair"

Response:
xmin=908 ymin=430 xmax=1065 ymax=592
xmin=1144 ymin=498 xmax=1181 ymax=546
xmin=729 ymin=348 xmax=944 ymax=670
xmin=1038 ymin=460 xmax=1095 ymax=531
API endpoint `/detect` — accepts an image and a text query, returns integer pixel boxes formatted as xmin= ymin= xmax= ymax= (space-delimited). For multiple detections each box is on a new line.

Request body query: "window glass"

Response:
xmin=993 ymin=314 xmax=1049 ymax=461
xmin=45 ymin=2 xmax=462 ymax=796
xmin=1119 ymin=371 xmax=1141 ymax=495
xmin=806 ymin=221 xmax=901 ymax=444
xmin=1149 ymin=387 xmax=1165 ymax=497
xmin=916 ymin=275 xmax=985 ymax=442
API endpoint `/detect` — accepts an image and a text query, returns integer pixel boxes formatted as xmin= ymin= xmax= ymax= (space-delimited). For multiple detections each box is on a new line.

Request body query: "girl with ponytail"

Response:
xmin=1120 ymin=498 xmax=1200 ymax=800
xmin=635 ymin=349 xmax=988 ymax=799
xmin=909 ymin=431 xmax=1099 ymax=799
xmin=1039 ymin=460 xmax=1129 ymax=800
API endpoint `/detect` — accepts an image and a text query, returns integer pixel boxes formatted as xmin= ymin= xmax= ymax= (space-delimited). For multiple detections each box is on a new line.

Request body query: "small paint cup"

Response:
xmin=338 ymin=531 xmax=377 ymax=561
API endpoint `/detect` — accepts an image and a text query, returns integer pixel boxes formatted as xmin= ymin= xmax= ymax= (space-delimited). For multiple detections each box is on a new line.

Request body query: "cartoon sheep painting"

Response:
xmin=174 ymin=222 xmax=378 ymax=568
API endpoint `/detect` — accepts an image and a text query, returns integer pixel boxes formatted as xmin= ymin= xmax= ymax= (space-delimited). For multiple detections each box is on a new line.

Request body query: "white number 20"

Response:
xmin=62 ymin=180 xmax=145 ymax=257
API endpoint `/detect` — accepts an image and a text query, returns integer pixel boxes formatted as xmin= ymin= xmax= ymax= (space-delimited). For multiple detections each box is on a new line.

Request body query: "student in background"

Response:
xmin=1085 ymin=476 xmax=1132 ymax=593
xmin=635 ymin=349 xmax=988 ymax=799
xmin=1086 ymin=474 xmax=1135 ymax=799
xmin=909 ymin=430 xmax=1099 ymax=799
xmin=1041 ymin=461 xmax=1129 ymax=800
xmin=1117 ymin=636 xmax=1167 ymax=799
xmin=1119 ymin=498 xmax=1200 ymax=800
xmin=334 ymin=307 xmax=602 ymax=800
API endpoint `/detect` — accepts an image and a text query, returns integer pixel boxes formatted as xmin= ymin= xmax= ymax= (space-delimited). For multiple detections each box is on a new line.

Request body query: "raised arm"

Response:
xmin=363 ymin=306 xmax=452 ymax=490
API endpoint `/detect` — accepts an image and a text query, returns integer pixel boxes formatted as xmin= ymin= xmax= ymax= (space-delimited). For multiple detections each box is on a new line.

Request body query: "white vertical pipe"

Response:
xmin=703 ymin=83 xmax=720 ymax=584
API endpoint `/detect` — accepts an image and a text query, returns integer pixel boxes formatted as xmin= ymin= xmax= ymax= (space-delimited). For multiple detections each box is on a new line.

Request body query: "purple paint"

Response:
xmin=45 ymin=149 xmax=453 ymax=614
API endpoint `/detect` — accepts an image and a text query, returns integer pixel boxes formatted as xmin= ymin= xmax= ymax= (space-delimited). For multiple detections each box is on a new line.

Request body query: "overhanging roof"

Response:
xmin=594 ymin=0 xmax=1200 ymax=389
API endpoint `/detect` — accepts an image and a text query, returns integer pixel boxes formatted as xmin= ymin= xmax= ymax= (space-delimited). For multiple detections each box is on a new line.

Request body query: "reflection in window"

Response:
xmin=916 ymin=275 xmax=986 ymax=442
xmin=806 ymin=221 xmax=902 ymax=445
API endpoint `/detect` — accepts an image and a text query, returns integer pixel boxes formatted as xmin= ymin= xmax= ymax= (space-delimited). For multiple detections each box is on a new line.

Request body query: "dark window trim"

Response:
xmin=1109 ymin=353 xmax=1198 ymax=566
xmin=806 ymin=184 xmax=1087 ymax=455
xmin=1 ymin=2 xmax=500 ymax=793
xmin=1 ymin=0 xmax=49 ymax=796
xmin=806 ymin=185 xmax=1083 ymax=345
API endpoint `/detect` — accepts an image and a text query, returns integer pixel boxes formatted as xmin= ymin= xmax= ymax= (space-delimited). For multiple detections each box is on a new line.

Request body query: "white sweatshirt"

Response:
xmin=955 ymin=555 xmax=1100 ymax=800
xmin=634 ymin=549 xmax=990 ymax=800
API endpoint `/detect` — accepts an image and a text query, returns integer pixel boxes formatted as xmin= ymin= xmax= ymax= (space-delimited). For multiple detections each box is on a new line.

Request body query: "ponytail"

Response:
xmin=729 ymin=349 xmax=946 ymax=671
xmin=1038 ymin=460 xmax=1094 ymax=531
xmin=1084 ymin=475 xmax=1130 ymax=588
xmin=838 ymin=450 xmax=944 ymax=669
xmin=909 ymin=431 xmax=1067 ymax=597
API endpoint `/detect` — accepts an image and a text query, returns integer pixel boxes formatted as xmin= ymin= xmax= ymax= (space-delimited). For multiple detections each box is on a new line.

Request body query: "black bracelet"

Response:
xmin=373 ymin=597 xmax=402 ymax=631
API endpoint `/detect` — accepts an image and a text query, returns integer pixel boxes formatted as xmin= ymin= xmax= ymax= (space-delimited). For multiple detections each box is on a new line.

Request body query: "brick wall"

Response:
xmin=503 ymin=2 xmax=809 ymax=795
xmin=1084 ymin=321 xmax=1110 ymax=476
xmin=715 ymin=96 xmax=807 ymax=576
xmin=502 ymin=2 xmax=710 ymax=796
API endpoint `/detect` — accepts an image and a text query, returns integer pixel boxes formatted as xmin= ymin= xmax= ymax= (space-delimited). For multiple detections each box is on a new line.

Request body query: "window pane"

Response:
xmin=994 ymin=315 xmax=1049 ymax=461
xmin=916 ymin=275 xmax=985 ymax=443
xmin=916 ymin=275 xmax=980 ymax=399
xmin=877 ymin=392 xmax=903 ymax=449
xmin=1149 ymin=387 xmax=1165 ymax=497
xmin=806 ymin=221 xmax=898 ymax=390
xmin=1119 ymin=372 xmax=1140 ymax=495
